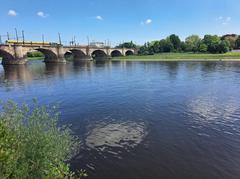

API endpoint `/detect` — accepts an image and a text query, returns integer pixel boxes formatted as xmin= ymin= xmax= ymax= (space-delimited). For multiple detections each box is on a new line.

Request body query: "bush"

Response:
xmin=0 ymin=101 xmax=87 ymax=179
xmin=27 ymin=51 xmax=44 ymax=58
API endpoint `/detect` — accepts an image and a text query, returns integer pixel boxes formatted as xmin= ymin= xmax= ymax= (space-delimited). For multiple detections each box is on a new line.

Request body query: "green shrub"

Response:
xmin=27 ymin=51 xmax=44 ymax=58
xmin=0 ymin=101 xmax=87 ymax=179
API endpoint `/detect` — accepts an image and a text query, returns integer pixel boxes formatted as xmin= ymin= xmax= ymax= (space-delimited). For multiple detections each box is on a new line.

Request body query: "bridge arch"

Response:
xmin=125 ymin=50 xmax=134 ymax=56
xmin=34 ymin=48 xmax=58 ymax=62
xmin=68 ymin=49 xmax=88 ymax=60
xmin=91 ymin=50 xmax=108 ymax=59
xmin=64 ymin=51 xmax=73 ymax=59
xmin=111 ymin=50 xmax=122 ymax=57
xmin=0 ymin=49 xmax=15 ymax=65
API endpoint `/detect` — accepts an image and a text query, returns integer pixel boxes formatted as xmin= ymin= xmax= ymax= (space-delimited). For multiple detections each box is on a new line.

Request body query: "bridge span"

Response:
xmin=0 ymin=44 xmax=136 ymax=65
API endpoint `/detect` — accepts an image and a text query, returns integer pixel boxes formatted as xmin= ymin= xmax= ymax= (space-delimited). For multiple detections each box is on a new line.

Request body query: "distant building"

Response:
xmin=90 ymin=42 xmax=105 ymax=48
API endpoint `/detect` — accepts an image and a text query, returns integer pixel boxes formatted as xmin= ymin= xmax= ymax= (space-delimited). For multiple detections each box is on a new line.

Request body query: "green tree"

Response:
xmin=151 ymin=41 xmax=160 ymax=53
xmin=0 ymin=101 xmax=87 ymax=179
xmin=221 ymin=34 xmax=238 ymax=49
xmin=168 ymin=34 xmax=181 ymax=51
xmin=116 ymin=41 xmax=136 ymax=48
xmin=217 ymin=40 xmax=230 ymax=53
xmin=158 ymin=39 xmax=173 ymax=53
xmin=185 ymin=35 xmax=201 ymax=52
xmin=138 ymin=43 xmax=149 ymax=55
xmin=203 ymin=35 xmax=221 ymax=53
xmin=236 ymin=36 xmax=240 ymax=48
xmin=198 ymin=42 xmax=208 ymax=53
xmin=180 ymin=42 xmax=187 ymax=52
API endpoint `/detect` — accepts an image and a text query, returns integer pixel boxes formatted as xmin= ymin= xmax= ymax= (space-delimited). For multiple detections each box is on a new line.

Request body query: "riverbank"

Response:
xmin=27 ymin=57 xmax=44 ymax=60
xmin=0 ymin=57 xmax=44 ymax=61
xmin=113 ymin=52 xmax=240 ymax=61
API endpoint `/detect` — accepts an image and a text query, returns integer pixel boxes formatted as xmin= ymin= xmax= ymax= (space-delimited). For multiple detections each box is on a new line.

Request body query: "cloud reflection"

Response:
xmin=85 ymin=121 xmax=147 ymax=151
xmin=188 ymin=94 xmax=240 ymax=124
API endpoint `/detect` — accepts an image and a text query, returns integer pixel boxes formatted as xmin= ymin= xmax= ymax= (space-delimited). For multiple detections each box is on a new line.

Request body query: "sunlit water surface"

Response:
xmin=1 ymin=60 xmax=240 ymax=179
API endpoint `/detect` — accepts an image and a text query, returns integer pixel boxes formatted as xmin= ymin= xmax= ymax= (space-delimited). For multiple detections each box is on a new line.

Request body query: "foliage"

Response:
xmin=236 ymin=36 xmax=240 ymax=49
xmin=185 ymin=35 xmax=201 ymax=52
xmin=0 ymin=101 xmax=87 ymax=179
xmin=138 ymin=42 xmax=154 ymax=55
xmin=221 ymin=34 xmax=238 ymax=49
xmin=116 ymin=41 xmax=137 ymax=49
xmin=27 ymin=51 xmax=44 ymax=58
xmin=168 ymin=34 xmax=181 ymax=51
xmin=218 ymin=40 xmax=230 ymax=53
xmin=137 ymin=34 xmax=232 ymax=56
xmin=203 ymin=35 xmax=231 ymax=53
xmin=198 ymin=42 xmax=208 ymax=53
xmin=161 ymin=39 xmax=174 ymax=52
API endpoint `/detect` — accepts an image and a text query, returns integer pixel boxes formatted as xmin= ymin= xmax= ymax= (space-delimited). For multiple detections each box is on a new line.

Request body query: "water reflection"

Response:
xmin=85 ymin=120 xmax=147 ymax=152
xmin=0 ymin=65 xmax=32 ymax=84
xmin=188 ymin=94 xmax=240 ymax=124
xmin=44 ymin=63 xmax=67 ymax=77
xmin=72 ymin=61 xmax=94 ymax=74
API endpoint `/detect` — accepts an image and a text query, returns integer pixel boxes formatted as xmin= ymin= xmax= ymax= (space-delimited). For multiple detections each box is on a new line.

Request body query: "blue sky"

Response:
xmin=1 ymin=0 xmax=240 ymax=45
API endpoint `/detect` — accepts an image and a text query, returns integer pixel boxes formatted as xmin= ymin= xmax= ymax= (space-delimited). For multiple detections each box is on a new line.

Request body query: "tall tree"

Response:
xmin=168 ymin=34 xmax=181 ymax=51
xmin=221 ymin=34 xmax=238 ymax=49
xmin=185 ymin=35 xmax=201 ymax=52
xmin=203 ymin=35 xmax=221 ymax=53
xmin=236 ymin=36 xmax=240 ymax=49
xmin=217 ymin=40 xmax=230 ymax=53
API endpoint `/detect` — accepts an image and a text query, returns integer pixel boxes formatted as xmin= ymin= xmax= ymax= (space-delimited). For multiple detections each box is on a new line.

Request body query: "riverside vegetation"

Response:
xmin=0 ymin=101 xmax=87 ymax=179
xmin=115 ymin=34 xmax=240 ymax=60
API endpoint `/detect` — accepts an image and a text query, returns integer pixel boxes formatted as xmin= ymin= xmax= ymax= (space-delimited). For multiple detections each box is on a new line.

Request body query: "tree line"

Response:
xmin=117 ymin=34 xmax=240 ymax=55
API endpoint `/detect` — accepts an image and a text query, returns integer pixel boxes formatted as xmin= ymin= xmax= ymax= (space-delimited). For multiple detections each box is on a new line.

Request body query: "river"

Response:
xmin=0 ymin=60 xmax=240 ymax=179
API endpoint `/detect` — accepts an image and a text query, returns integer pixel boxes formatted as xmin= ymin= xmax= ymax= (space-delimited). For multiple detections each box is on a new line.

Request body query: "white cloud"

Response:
xmin=226 ymin=17 xmax=231 ymax=22
xmin=96 ymin=16 xmax=103 ymax=20
xmin=141 ymin=18 xmax=152 ymax=25
xmin=145 ymin=19 xmax=152 ymax=24
xmin=222 ymin=17 xmax=232 ymax=25
xmin=37 ymin=11 xmax=48 ymax=18
xmin=8 ymin=10 xmax=17 ymax=16
xmin=216 ymin=16 xmax=232 ymax=26
xmin=216 ymin=16 xmax=223 ymax=20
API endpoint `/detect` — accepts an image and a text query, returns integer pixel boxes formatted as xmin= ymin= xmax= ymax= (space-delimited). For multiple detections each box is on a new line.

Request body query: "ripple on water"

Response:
xmin=85 ymin=121 xmax=147 ymax=153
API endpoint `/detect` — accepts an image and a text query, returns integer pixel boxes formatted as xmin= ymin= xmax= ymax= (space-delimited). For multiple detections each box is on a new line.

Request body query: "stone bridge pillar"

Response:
xmin=42 ymin=46 xmax=66 ymax=63
xmin=2 ymin=46 xmax=28 ymax=65
xmin=56 ymin=46 xmax=66 ymax=63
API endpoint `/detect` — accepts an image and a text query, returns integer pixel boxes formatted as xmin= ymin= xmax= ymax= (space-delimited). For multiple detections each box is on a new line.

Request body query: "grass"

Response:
xmin=27 ymin=57 xmax=44 ymax=60
xmin=0 ymin=57 xmax=43 ymax=61
xmin=1 ymin=52 xmax=240 ymax=62
xmin=113 ymin=52 xmax=240 ymax=61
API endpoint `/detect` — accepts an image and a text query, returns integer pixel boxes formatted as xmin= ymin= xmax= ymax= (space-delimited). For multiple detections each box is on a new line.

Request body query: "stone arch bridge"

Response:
xmin=0 ymin=44 xmax=136 ymax=65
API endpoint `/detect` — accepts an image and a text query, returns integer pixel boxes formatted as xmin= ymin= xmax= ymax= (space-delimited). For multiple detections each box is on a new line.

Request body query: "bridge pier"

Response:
xmin=44 ymin=46 xmax=66 ymax=63
xmin=1 ymin=46 xmax=28 ymax=65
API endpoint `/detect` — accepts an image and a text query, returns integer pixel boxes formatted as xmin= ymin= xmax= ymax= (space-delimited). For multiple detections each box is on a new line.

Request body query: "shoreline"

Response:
xmin=112 ymin=58 xmax=240 ymax=62
xmin=112 ymin=52 xmax=240 ymax=61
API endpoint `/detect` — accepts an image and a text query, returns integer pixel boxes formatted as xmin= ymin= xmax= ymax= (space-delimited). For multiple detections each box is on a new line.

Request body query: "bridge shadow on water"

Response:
xmin=0 ymin=59 xmax=116 ymax=86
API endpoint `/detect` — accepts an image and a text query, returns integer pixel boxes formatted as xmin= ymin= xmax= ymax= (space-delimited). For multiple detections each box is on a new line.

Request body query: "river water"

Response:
xmin=0 ymin=60 xmax=240 ymax=179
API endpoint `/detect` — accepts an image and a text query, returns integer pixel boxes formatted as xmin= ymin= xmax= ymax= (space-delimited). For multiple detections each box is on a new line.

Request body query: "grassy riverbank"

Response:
xmin=27 ymin=57 xmax=44 ymax=60
xmin=0 ymin=57 xmax=43 ymax=61
xmin=113 ymin=52 xmax=240 ymax=61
